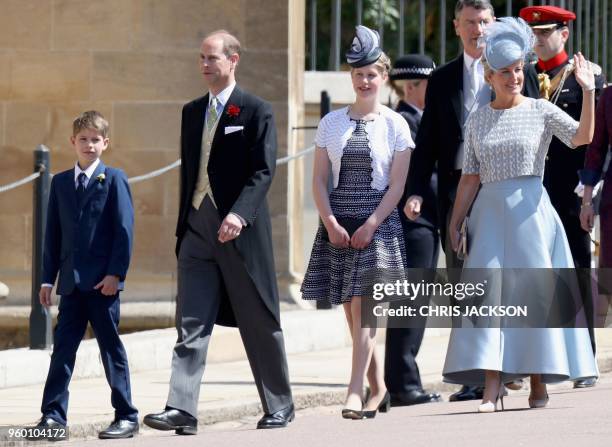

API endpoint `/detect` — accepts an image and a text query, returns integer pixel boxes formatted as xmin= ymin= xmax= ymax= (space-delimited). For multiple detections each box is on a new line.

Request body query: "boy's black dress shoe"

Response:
xmin=256 ymin=404 xmax=295 ymax=429
xmin=98 ymin=419 xmax=139 ymax=439
xmin=26 ymin=417 xmax=67 ymax=442
xmin=143 ymin=408 xmax=197 ymax=435
xmin=391 ymin=389 xmax=442 ymax=406
xmin=449 ymin=385 xmax=484 ymax=401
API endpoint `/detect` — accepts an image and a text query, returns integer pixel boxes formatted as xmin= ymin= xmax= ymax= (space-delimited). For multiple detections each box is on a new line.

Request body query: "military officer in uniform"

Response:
xmin=520 ymin=5 xmax=606 ymax=388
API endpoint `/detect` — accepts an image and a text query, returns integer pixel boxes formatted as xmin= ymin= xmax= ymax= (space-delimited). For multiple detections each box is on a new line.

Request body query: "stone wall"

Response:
xmin=0 ymin=0 xmax=304 ymax=302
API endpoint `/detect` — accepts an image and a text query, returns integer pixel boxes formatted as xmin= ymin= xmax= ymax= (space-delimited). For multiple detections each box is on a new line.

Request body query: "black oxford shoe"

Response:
xmin=98 ymin=418 xmax=139 ymax=439
xmin=26 ymin=417 xmax=67 ymax=442
xmin=143 ymin=408 xmax=197 ymax=435
xmin=391 ymin=389 xmax=443 ymax=407
xmin=257 ymin=404 xmax=295 ymax=429
xmin=449 ymin=385 xmax=484 ymax=402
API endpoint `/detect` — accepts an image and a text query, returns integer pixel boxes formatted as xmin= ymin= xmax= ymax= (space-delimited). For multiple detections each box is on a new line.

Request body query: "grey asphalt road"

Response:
xmin=62 ymin=374 xmax=612 ymax=447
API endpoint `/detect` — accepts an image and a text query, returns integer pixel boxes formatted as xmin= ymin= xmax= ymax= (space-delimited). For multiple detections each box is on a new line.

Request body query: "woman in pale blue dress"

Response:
xmin=444 ymin=18 xmax=598 ymax=412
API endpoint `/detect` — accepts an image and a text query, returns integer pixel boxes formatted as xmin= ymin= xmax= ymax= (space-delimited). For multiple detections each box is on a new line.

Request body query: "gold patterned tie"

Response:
xmin=206 ymin=96 xmax=218 ymax=136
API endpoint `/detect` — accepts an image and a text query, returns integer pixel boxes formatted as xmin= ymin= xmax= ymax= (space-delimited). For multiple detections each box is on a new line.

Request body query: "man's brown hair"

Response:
xmin=205 ymin=29 xmax=241 ymax=57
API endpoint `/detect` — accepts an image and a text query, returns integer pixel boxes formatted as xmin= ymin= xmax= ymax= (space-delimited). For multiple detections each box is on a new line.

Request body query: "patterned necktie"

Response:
xmin=76 ymin=172 xmax=87 ymax=203
xmin=207 ymin=96 xmax=218 ymax=136
xmin=466 ymin=59 xmax=479 ymax=110
xmin=471 ymin=59 xmax=479 ymax=93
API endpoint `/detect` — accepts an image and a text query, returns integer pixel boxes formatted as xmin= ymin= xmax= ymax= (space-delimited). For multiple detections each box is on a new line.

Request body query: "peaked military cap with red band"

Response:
xmin=519 ymin=6 xmax=576 ymax=29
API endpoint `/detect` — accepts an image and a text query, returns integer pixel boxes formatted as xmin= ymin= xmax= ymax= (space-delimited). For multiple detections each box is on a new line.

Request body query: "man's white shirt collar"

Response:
xmin=74 ymin=158 xmax=100 ymax=187
xmin=463 ymin=52 xmax=485 ymax=86
xmin=407 ymin=101 xmax=424 ymax=117
xmin=210 ymin=82 xmax=236 ymax=109
xmin=463 ymin=52 xmax=482 ymax=71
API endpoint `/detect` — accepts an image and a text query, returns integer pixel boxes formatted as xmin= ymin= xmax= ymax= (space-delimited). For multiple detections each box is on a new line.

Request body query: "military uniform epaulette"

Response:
xmin=538 ymin=58 xmax=604 ymax=102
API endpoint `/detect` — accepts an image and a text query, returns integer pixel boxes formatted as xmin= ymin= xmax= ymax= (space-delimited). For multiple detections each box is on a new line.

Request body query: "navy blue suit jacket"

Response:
xmin=42 ymin=161 xmax=134 ymax=296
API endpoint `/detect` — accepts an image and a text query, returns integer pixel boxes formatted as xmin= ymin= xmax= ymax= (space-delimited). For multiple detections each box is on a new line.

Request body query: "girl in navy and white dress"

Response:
xmin=301 ymin=26 xmax=413 ymax=419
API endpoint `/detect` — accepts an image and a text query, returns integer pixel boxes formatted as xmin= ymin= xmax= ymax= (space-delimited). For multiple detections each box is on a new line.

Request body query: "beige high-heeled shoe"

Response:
xmin=528 ymin=392 xmax=549 ymax=408
xmin=478 ymin=378 xmax=505 ymax=413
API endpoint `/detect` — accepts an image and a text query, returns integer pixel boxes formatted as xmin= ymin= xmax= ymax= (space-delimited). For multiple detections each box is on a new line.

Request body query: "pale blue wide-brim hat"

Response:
xmin=481 ymin=17 xmax=535 ymax=71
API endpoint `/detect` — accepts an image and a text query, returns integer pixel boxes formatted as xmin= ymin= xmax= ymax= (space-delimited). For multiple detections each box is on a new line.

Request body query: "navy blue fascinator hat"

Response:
xmin=481 ymin=17 xmax=536 ymax=71
xmin=346 ymin=25 xmax=382 ymax=68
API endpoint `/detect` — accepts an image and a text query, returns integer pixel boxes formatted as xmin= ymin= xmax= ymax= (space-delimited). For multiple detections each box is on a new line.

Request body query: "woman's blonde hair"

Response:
xmin=482 ymin=57 xmax=525 ymax=88
xmin=388 ymin=79 xmax=405 ymax=98
xmin=482 ymin=58 xmax=494 ymax=84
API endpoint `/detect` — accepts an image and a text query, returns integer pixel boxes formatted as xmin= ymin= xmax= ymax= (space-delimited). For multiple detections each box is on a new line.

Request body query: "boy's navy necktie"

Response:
xmin=76 ymin=172 xmax=87 ymax=203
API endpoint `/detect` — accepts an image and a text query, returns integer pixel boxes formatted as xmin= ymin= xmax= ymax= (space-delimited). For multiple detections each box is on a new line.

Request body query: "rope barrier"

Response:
xmin=276 ymin=145 xmax=316 ymax=165
xmin=128 ymin=159 xmax=182 ymax=184
xmin=0 ymin=144 xmax=315 ymax=193
xmin=0 ymin=172 xmax=41 ymax=194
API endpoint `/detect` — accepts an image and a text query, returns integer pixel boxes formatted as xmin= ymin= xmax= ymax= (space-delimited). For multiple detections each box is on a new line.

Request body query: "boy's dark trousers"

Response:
xmin=40 ymin=289 xmax=138 ymax=426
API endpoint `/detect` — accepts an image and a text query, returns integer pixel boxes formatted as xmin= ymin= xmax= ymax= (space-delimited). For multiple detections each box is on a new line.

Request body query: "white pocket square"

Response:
xmin=224 ymin=125 xmax=244 ymax=135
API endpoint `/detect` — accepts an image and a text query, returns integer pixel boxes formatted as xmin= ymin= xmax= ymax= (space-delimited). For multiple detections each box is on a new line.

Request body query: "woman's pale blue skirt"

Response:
xmin=443 ymin=176 xmax=598 ymax=385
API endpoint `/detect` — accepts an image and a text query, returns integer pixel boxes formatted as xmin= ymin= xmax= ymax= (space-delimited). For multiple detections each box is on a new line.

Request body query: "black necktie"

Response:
xmin=76 ymin=172 xmax=87 ymax=204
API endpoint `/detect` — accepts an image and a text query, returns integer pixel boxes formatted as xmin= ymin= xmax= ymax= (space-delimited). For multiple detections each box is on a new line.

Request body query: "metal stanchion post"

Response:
xmin=317 ymin=91 xmax=333 ymax=310
xmin=29 ymin=145 xmax=52 ymax=349
xmin=320 ymin=90 xmax=330 ymax=119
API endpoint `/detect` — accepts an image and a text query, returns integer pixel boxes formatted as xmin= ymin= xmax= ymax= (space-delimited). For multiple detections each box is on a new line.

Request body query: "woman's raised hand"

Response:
xmin=573 ymin=52 xmax=595 ymax=91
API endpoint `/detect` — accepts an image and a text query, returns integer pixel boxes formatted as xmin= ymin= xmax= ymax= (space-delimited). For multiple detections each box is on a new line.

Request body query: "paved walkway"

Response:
xmin=72 ymin=375 xmax=612 ymax=447
xmin=1 ymin=328 xmax=611 ymax=444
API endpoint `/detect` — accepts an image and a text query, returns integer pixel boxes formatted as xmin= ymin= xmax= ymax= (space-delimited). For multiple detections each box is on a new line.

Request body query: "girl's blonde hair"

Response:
xmin=351 ymin=52 xmax=390 ymax=76
xmin=374 ymin=51 xmax=391 ymax=74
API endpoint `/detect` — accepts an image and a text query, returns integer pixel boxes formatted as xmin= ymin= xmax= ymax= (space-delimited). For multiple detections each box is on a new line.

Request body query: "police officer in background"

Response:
xmin=385 ymin=54 xmax=443 ymax=407
xmin=520 ymin=5 xmax=606 ymax=388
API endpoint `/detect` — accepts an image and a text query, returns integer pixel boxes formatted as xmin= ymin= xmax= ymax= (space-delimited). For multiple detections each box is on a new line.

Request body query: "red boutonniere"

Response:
xmin=227 ymin=104 xmax=241 ymax=118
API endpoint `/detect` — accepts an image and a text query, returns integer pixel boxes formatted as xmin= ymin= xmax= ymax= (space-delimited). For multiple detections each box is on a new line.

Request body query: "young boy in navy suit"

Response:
xmin=32 ymin=111 xmax=139 ymax=440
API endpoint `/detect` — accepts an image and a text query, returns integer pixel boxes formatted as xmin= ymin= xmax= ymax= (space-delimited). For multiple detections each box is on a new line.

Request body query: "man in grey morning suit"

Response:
xmin=144 ymin=30 xmax=294 ymax=435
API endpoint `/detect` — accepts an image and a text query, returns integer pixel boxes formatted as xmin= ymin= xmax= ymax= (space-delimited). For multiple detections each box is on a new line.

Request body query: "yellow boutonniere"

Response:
xmin=96 ymin=173 xmax=106 ymax=184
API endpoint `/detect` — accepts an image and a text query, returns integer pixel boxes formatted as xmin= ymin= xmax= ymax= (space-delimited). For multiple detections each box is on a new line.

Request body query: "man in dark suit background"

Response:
xmin=144 ymin=30 xmax=294 ymax=434
xmin=403 ymin=0 xmax=539 ymax=402
xmin=385 ymin=54 xmax=442 ymax=407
